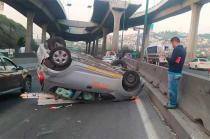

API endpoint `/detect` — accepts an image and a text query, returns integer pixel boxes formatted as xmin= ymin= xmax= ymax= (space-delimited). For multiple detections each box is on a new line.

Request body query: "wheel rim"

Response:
xmin=126 ymin=73 xmax=136 ymax=84
xmin=53 ymin=50 xmax=68 ymax=65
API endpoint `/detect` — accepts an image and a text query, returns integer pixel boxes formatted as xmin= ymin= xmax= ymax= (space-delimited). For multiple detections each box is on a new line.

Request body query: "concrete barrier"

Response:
xmin=179 ymin=72 xmax=210 ymax=134
xmin=123 ymin=58 xmax=210 ymax=134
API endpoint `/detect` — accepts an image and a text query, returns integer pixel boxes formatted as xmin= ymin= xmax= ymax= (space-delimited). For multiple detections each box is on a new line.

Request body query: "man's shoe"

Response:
xmin=164 ymin=103 xmax=177 ymax=109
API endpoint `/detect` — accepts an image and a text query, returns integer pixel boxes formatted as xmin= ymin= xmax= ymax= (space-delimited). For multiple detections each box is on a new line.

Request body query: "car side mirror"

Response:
xmin=16 ymin=66 xmax=24 ymax=70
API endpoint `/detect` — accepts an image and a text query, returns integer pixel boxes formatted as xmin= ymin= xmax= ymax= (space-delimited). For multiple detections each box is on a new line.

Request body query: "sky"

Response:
xmin=1 ymin=0 xmax=210 ymax=39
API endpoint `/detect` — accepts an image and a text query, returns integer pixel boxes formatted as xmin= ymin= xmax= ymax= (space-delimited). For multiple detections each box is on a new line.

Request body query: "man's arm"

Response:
xmin=167 ymin=48 xmax=179 ymax=65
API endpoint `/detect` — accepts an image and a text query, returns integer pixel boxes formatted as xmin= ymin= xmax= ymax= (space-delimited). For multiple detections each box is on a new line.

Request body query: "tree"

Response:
xmin=17 ymin=37 xmax=25 ymax=47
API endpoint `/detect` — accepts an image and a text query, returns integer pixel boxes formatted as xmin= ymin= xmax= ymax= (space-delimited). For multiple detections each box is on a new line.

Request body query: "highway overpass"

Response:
xmin=1 ymin=0 xmax=67 ymax=52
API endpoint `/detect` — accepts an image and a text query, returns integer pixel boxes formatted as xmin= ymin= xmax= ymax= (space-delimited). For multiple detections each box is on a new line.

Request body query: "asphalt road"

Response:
xmin=0 ymin=71 xmax=175 ymax=139
xmin=183 ymin=67 xmax=209 ymax=77
xmin=162 ymin=65 xmax=209 ymax=77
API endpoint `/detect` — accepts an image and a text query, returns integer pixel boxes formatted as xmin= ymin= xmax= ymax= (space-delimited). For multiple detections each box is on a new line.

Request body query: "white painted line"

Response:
xmin=135 ymin=97 xmax=159 ymax=139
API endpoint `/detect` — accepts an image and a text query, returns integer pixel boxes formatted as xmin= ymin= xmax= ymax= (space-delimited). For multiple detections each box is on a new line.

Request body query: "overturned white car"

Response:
xmin=37 ymin=37 xmax=144 ymax=101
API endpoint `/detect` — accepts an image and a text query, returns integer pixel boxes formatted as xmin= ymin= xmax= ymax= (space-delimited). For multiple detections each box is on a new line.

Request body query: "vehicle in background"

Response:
xmin=102 ymin=51 xmax=117 ymax=63
xmin=144 ymin=45 xmax=172 ymax=65
xmin=188 ymin=58 xmax=210 ymax=70
xmin=0 ymin=49 xmax=14 ymax=58
xmin=124 ymin=53 xmax=132 ymax=59
xmin=0 ymin=56 xmax=32 ymax=95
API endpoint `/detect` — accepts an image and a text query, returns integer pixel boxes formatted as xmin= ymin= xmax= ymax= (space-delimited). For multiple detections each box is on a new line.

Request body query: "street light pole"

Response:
xmin=120 ymin=1 xmax=127 ymax=51
xmin=133 ymin=27 xmax=143 ymax=52
xmin=140 ymin=0 xmax=149 ymax=60
xmin=66 ymin=3 xmax=72 ymax=18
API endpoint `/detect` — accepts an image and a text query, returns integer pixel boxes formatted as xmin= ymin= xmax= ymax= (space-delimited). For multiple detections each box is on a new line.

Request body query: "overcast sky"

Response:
xmin=1 ymin=0 xmax=210 ymax=39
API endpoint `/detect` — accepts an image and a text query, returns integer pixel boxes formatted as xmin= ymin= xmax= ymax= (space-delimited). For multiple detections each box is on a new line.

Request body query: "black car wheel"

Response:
xmin=49 ymin=47 xmax=72 ymax=68
xmin=122 ymin=71 xmax=140 ymax=91
xmin=47 ymin=37 xmax=66 ymax=50
xmin=21 ymin=77 xmax=32 ymax=93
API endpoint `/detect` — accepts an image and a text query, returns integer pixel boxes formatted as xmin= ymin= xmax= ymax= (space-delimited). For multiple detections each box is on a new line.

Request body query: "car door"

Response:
xmin=2 ymin=57 xmax=23 ymax=90
xmin=0 ymin=57 xmax=8 ymax=93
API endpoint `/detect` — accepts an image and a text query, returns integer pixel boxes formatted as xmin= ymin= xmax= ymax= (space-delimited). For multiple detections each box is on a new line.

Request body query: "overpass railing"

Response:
xmin=123 ymin=57 xmax=210 ymax=135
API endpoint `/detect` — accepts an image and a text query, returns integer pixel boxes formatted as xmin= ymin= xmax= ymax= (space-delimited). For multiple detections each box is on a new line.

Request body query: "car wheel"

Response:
xmin=195 ymin=65 xmax=198 ymax=69
xmin=47 ymin=37 xmax=66 ymax=50
xmin=122 ymin=71 xmax=140 ymax=91
xmin=21 ymin=77 xmax=32 ymax=93
xmin=49 ymin=47 xmax=72 ymax=68
xmin=111 ymin=60 xmax=127 ymax=69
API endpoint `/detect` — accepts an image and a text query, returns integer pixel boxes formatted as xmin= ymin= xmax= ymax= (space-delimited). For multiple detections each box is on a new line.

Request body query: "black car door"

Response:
xmin=0 ymin=57 xmax=8 ymax=93
xmin=2 ymin=57 xmax=23 ymax=90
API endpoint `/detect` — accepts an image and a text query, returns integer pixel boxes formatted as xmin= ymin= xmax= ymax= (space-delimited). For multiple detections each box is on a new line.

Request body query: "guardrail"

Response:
xmin=123 ymin=58 xmax=210 ymax=134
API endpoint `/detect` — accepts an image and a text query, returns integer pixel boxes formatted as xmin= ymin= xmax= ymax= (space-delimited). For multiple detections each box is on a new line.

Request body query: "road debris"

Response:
xmin=77 ymin=120 xmax=82 ymax=124
xmin=49 ymin=106 xmax=63 ymax=110
xmin=20 ymin=92 xmax=80 ymax=106
xmin=37 ymin=130 xmax=54 ymax=137
xmin=20 ymin=93 xmax=55 ymax=99
xmin=65 ymin=104 xmax=73 ymax=108
xmin=38 ymin=98 xmax=80 ymax=106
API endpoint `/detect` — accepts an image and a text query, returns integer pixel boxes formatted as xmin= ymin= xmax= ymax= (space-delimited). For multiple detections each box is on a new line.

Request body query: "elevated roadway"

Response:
xmin=129 ymin=0 xmax=210 ymax=27
xmin=1 ymin=0 xmax=66 ymax=34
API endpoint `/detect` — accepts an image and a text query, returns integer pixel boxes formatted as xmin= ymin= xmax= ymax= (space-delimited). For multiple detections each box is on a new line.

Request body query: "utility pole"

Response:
xmin=120 ymin=1 xmax=127 ymax=50
xmin=134 ymin=26 xmax=144 ymax=52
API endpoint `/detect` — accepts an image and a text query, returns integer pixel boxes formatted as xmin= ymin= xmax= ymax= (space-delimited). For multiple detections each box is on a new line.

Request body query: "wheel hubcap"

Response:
xmin=126 ymin=74 xmax=136 ymax=83
xmin=53 ymin=50 xmax=68 ymax=65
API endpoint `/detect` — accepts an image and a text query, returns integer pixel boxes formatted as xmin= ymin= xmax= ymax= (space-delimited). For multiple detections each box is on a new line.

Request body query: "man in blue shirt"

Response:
xmin=165 ymin=37 xmax=186 ymax=109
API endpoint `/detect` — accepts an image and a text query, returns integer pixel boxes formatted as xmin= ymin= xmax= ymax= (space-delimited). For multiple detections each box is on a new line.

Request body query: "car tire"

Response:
xmin=111 ymin=60 xmax=127 ymax=69
xmin=122 ymin=71 xmax=140 ymax=91
xmin=195 ymin=65 xmax=198 ymax=69
xmin=47 ymin=37 xmax=66 ymax=50
xmin=49 ymin=47 xmax=72 ymax=68
xmin=21 ymin=77 xmax=32 ymax=93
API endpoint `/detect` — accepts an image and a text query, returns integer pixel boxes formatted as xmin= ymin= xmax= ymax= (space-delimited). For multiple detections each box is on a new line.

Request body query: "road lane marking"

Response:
xmin=135 ymin=97 xmax=159 ymax=139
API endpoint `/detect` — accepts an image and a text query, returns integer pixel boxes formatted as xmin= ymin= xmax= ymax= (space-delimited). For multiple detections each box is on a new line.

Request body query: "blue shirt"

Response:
xmin=167 ymin=45 xmax=186 ymax=73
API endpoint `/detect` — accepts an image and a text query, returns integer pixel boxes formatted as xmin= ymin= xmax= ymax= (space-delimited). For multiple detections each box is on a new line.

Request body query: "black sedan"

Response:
xmin=0 ymin=56 xmax=32 ymax=95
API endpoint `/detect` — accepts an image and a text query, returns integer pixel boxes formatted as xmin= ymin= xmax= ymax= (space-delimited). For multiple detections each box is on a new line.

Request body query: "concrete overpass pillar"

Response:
xmin=25 ymin=12 xmax=35 ymax=53
xmin=91 ymin=41 xmax=95 ymax=56
xmin=111 ymin=9 xmax=123 ymax=52
xmin=95 ymin=39 xmax=99 ymax=56
xmin=41 ymin=24 xmax=48 ymax=43
xmin=102 ymin=28 xmax=108 ymax=56
xmin=88 ymin=42 xmax=91 ymax=54
xmin=187 ymin=3 xmax=202 ymax=60
xmin=85 ymin=42 xmax=88 ymax=54
xmin=141 ymin=23 xmax=151 ymax=59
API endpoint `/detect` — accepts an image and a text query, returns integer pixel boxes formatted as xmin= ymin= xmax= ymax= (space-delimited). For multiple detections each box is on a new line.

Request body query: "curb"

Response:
xmin=143 ymin=80 xmax=210 ymax=139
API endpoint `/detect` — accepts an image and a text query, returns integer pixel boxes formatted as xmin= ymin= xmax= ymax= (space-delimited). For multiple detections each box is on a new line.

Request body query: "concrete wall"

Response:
xmin=123 ymin=58 xmax=210 ymax=134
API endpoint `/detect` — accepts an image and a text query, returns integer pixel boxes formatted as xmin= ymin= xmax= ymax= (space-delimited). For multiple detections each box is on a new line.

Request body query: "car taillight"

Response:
xmin=38 ymin=71 xmax=44 ymax=81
